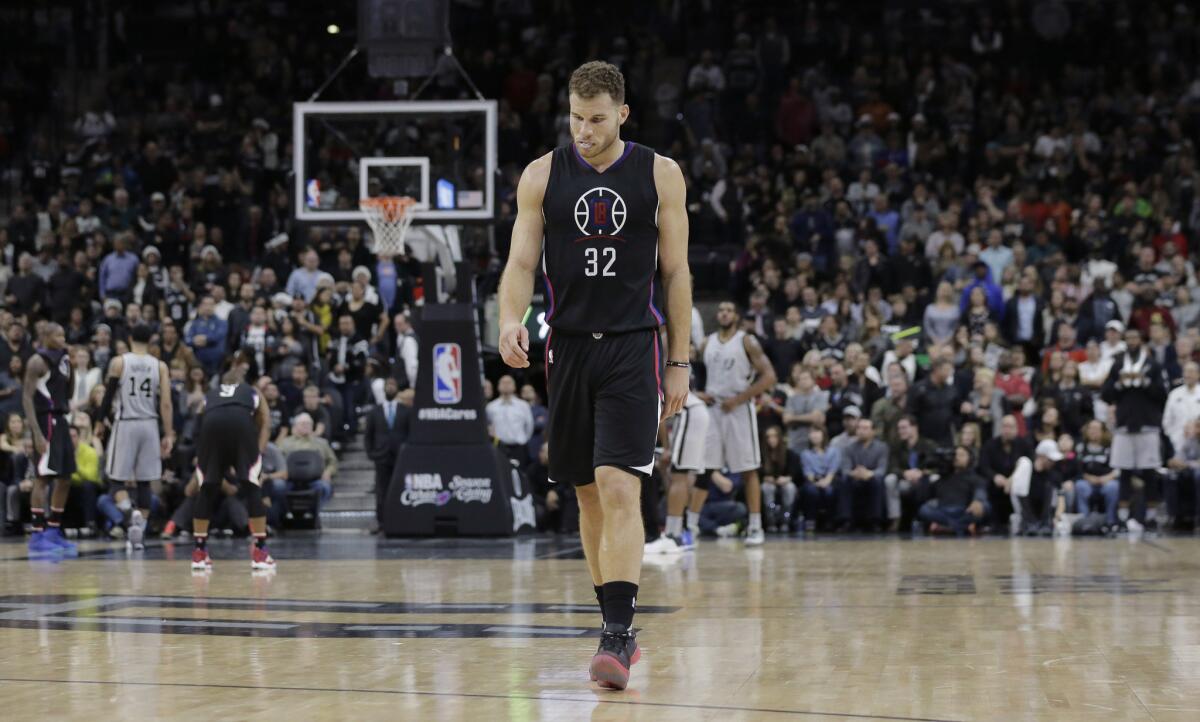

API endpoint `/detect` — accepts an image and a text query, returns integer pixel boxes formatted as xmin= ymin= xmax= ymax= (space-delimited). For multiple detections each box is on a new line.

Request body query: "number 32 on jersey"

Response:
xmin=584 ymin=246 xmax=616 ymax=277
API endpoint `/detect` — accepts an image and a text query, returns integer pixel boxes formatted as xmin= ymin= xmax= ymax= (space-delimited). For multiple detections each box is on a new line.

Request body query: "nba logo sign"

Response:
xmin=433 ymin=343 xmax=462 ymax=404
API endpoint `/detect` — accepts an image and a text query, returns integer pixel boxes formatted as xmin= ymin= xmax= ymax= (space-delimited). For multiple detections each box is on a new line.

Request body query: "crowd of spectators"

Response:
xmin=3 ymin=2 xmax=1200 ymax=538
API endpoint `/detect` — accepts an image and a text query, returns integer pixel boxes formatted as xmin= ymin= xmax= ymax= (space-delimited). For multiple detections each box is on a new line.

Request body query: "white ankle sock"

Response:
xmin=686 ymin=510 xmax=700 ymax=532
xmin=665 ymin=515 xmax=683 ymax=537
xmin=749 ymin=512 xmax=762 ymax=531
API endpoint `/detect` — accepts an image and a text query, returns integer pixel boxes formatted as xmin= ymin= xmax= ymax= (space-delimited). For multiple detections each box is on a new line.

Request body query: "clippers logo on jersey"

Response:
xmin=574 ymin=187 xmax=626 ymax=237
xmin=433 ymin=343 xmax=463 ymax=405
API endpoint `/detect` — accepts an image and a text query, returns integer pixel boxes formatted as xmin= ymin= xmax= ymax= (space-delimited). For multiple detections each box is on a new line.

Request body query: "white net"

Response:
xmin=360 ymin=196 xmax=424 ymax=256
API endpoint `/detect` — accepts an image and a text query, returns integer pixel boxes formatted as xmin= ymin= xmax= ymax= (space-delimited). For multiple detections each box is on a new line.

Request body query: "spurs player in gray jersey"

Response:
xmin=97 ymin=324 xmax=174 ymax=550
xmin=699 ymin=301 xmax=777 ymax=546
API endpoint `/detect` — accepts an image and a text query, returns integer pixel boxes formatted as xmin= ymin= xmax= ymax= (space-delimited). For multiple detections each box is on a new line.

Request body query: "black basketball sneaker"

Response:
xmin=589 ymin=623 xmax=640 ymax=690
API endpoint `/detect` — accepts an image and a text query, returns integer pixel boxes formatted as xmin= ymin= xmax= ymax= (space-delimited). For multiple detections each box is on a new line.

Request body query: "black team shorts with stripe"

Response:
xmin=545 ymin=329 xmax=661 ymax=487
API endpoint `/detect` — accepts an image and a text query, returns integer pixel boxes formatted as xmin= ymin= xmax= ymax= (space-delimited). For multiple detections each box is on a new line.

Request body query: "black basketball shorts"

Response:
xmin=36 ymin=412 xmax=76 ymax=479
xmin=545 ymin=329 xmax=662 ymax=486
xmin=196 ymin=408 xmax=262 ymax=487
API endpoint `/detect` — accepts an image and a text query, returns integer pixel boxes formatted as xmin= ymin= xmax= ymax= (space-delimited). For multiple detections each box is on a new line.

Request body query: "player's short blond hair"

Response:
xmin=568 ymin=61 xmax=625 ymax=104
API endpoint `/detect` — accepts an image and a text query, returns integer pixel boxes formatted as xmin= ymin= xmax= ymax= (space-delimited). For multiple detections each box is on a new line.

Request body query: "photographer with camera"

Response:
xmin=915 ymin=446 xmax=989 ymax=537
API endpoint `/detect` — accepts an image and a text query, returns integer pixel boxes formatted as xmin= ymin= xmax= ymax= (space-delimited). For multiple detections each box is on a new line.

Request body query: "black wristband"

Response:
xmin=665 ymin=361 xmax=690 ymax=369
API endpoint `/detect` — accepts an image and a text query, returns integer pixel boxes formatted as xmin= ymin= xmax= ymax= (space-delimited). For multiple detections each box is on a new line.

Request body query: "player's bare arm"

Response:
xmin=721 ymin=334 xmax=777 ymax=412
xmin=255 ymin=392 xmax=271 ymax=452
xmin=498 ymin=153 xmax=551 ymax=369
xmin=23 ymin=354 xmax=47 ymax=455
xmin=159 ymin=360 xmax=174 ymax=455
xmin=655 ymin=153 xmax=691 ymax=420
xmin=96 ymin=354 xmax=124 ymax=437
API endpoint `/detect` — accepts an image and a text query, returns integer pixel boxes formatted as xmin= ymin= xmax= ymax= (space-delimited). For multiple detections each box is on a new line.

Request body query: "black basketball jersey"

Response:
xmin=204 ymin=382 xmax=259 ymax=415
xmin=33 ymin=348 xmax=72 ymax=417
xmin=541 ymin=141 xmax=664 ymax=334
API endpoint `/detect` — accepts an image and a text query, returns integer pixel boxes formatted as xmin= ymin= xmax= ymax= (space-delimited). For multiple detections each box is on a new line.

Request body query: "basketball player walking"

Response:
xmin=498 ymin=61 xmax=690 ymax=690
xmin=190 ymin=353 xmax=274 ymax=573
xmin=699 ymin=302 xmax=777 ymax=545
xmin=661 ymin=389 xmax=710 ymax=549
xmin=97 ymin=325 xmax=174 ymax=550
xmin=23 ymin=323 xmax=78 ymax=556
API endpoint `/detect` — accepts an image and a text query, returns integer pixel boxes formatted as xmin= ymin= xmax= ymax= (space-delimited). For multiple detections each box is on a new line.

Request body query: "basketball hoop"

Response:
xmin=360 ymin=196 xmax=425 ymax=256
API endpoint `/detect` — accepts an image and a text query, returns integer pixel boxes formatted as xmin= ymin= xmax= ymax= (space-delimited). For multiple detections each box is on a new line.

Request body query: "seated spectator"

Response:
xmin=837 ymin=418 xmax=887 ymax=532
xmin=65 ymin=416 xmax=104 ymax=536
xmin=1016 ymin=440 xmax=1066 ymax=536
xmin=759 ymin=425 xmax=800 ymax=533
xmin=886 ymin=416 xmax=938 ymax=532
xmin=916 ymin=446 xmax=989 ymax=536
xmin=272 ymin=413 xmax=336 ymax=520
xmin=783 ymin=366 xmax=828 ymax=452
xmin=980 ymin=414 xmax=1035 ymax=528
xmin=799 ymin=427 xmax=839 ymax=531
xmin=697 ymin=470 xmax=746 ymax=537
xmin=1165 ymin=419 xmax=1200 ymax=530
xmin=163 ymin=471 xmax=248 ymax=538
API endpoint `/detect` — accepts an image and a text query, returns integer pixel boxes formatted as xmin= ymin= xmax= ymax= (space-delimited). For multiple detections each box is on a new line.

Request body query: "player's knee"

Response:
xmin=594 ymin=467 xmax=640 ymax=510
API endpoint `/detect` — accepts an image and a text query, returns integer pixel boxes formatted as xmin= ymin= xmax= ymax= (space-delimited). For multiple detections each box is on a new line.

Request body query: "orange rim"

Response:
xmin=360 ymin=196 xmax=419 ymax=223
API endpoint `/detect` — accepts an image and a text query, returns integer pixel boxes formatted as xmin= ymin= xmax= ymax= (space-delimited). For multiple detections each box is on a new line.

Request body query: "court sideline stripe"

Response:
xmin=0 ymin=676 xmax=964 ymax=721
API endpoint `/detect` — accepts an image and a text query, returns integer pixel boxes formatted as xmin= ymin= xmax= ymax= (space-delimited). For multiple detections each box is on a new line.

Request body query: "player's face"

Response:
xmin=716 ymin=303 xmax=737 ymax=329
xmin=569 ymin=93 xmax=627 ymax=159
xmin=47 ymin=327 xmax=66 ymax=349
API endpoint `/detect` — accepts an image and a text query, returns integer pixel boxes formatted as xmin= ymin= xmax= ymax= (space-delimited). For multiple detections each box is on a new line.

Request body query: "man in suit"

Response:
xmin=365 ymin=376 xmax=410 ymax=526
xmin=1003 ymin=274 xmax=1045 ymax=357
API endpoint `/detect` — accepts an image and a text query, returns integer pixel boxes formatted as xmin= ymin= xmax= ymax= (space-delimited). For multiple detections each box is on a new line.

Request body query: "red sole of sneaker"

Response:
xmin=589 ymin=644 xmax=639 ymax=681
xmin=590 ymin=654 xmax=630 ymax=690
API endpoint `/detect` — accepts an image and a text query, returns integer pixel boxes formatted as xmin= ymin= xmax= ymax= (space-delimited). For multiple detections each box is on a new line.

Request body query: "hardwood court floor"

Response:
xmin=0 ymin=533 xmax=1198 ymax=721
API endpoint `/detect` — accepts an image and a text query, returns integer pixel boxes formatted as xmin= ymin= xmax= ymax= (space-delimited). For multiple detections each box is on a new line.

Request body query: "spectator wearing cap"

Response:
xmin=1099 ymin=320 xmax=1127 ymax=362
xmin=185 ymin=295 xmax=228 ymax=377
xmin=824 ymin=362 xmax=863 ymax=439
xmin=1014 ymin=439 xmax=1066 ymax=536
xmin=98 ymin=232 xmax=138 ymax=301
xmin=829 ymin=405 xmax=861 ymax=456
xmin=837 ymin=418 xmax=888 ymax=532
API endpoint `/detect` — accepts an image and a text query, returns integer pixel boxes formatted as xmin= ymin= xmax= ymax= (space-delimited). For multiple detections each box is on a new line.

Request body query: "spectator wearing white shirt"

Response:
xmin=487 ymin=375 xmax=534 ymax=466
xmin=687 ymin=50 xmax=726 ymax=93
xmin=1163 ymin=362 xmax=1200 ymax=456
xmin=924 ymin=212 xmax=965 ymax=260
